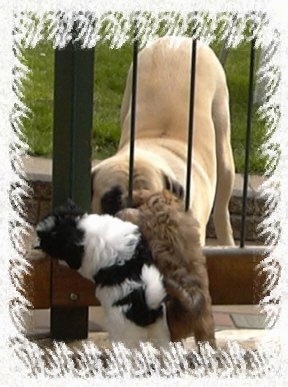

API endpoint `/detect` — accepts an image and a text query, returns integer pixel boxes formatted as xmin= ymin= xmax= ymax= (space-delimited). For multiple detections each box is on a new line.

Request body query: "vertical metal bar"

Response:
xmin=53 ymin=46 xmax=94 ymax=210
xmin=52 ymin=27 xmax=94 ymax=339
xmin=240 ymin=38 xmax=255 ymax=248
xmin=128 ymin=19 xmax=138 ymax=207
xmin=185 ymin=38 xmax=197 ymax=211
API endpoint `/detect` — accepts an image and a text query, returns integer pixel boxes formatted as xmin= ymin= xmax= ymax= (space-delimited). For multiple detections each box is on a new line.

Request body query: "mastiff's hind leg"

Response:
xmin=212 ymin=85 xmax=235 ymax=246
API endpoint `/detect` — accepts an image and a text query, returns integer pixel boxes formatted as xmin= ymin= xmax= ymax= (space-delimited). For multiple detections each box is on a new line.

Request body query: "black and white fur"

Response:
xmin=36 ymin=202 xmax=170 ymax=348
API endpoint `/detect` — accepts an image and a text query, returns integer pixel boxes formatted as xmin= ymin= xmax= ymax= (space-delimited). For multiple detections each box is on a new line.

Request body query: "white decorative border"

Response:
xmin=1 ymin=1 xmax=287 ymax=384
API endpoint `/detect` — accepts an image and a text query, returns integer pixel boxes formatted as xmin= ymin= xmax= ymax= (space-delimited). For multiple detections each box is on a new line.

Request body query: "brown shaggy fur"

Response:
xmin=116 ymin=190 xmax=216 ymax=348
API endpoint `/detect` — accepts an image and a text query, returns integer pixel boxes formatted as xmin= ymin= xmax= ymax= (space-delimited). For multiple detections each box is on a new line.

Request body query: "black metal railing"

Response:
xmin=240 ymin=38 xmax=256 ymax=248
xmin=51 ymin=27 xmax=257 ymax=338
xmin=126 ymin=31 xmax=256 ymax=247
xmin=185 ymin=38 xmax=197 ymax=212
xmin=128 ymin=20 xmax=139 ymax=207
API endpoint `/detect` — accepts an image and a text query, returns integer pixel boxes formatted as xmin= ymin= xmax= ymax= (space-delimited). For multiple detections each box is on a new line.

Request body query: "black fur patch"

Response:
xmin=101 ymin=185 xmax=123 ymax=215
xmin=93 ymin=236 xmax=153 ymax=286
xmin=114 ymin=287 xmax=163 ymax=327
xmin=36 ymin=200 xmax=85 ymax=270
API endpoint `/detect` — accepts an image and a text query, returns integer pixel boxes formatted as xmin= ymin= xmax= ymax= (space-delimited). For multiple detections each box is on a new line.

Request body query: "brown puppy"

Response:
xmin=117 ymin=190 xmax=216 ymax=348
xmin=91 ymin=36 xmax=235 ymax=246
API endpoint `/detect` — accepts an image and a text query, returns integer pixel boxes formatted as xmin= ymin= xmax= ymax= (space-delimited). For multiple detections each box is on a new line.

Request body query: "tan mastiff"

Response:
xmin=91 ymin=36 xmax=235 ymax=246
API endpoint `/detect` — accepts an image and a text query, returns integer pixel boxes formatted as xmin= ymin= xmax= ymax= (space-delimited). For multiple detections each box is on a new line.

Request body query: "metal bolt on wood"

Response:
xmin=69 ymin=293 xmax=79 ymax=301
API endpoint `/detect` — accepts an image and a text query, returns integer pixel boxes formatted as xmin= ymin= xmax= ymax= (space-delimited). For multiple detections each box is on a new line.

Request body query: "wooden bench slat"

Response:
xmin=24 ymin=248 xmax=270 ymax=309
xmin=24 ymin=257 xmax=51 ymax=309
xmin=51 ymin=261 xmax=99 ymax=307
xmin=207 ymin=253 xmax=265 ymax=305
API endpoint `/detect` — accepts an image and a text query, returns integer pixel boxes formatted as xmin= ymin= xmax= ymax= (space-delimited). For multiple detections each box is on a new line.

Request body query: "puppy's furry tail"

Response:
xmin=163 ymin=268 xmax=205 ymax=317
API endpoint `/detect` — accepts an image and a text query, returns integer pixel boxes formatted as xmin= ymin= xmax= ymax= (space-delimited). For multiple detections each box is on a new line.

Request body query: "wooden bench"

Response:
xmin=26 ymin=246 xmax=270 ymax=309
xmin=24 ymin=246 xmax=271 ymax=339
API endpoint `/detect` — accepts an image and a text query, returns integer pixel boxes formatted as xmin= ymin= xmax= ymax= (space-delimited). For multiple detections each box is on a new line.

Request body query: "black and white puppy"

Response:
xmin=35 ymin=202 xmax=170 ymax=348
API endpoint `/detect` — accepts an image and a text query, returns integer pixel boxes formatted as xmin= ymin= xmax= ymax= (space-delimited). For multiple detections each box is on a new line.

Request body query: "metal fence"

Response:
xmin=127 ymin=31 xmax=257 ymax=247
xmin=50 ymin=29 xmax=259 ymax=339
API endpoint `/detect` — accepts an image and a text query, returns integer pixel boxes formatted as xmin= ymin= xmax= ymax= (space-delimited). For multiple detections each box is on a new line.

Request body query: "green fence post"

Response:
xmin=51 ymin=38 xmax=95 ymax=340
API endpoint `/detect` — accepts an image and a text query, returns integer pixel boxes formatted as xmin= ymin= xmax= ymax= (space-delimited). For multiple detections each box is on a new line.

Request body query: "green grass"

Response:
xmin=21 ymin=42 xmax=54 ymax=156
xmin=93 ymin=42 xmax=132 ymax=159
xmin=21 ymin=38 xmax=267 ymax=174
xmin=222 ymin=45 xmax=267 ymax=173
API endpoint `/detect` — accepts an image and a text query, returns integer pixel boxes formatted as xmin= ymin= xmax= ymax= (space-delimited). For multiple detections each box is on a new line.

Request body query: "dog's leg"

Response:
xmin=166 ymin=299 xmax=196 ymax=342
xmin=190 ymin=261 xmax=217 ymax=348
xmin=212 ymin=85 xmax=235 ymax=246
xmin=191 ymin=297 xmax=216 ymax=349
xmin=147 ymin=313 xmax=171 ymax=349
xmin=165 ymin=269 xmax=216 ymax=348
xmin=166 ymin=298 xmax=216 ymax=349
xmin=119 ymin=65 xmax=132 ymax=149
